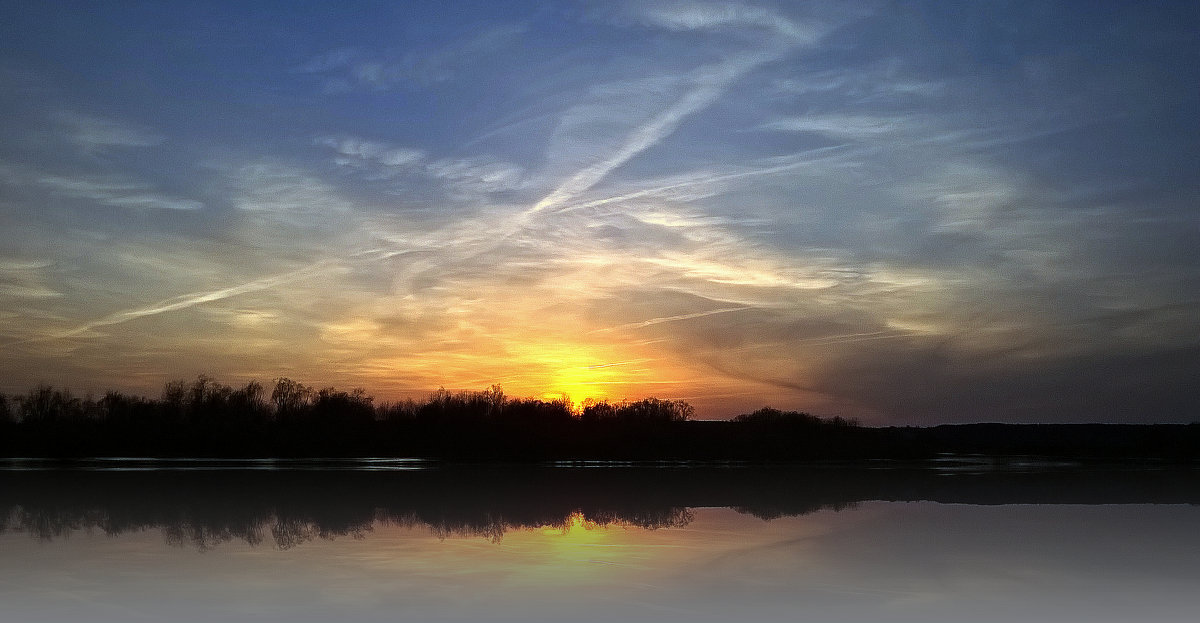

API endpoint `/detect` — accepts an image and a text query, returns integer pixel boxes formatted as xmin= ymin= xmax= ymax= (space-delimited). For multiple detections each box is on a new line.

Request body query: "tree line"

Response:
xmin=0 ymin=376 xmax=719 ymax=458
xmin=0 ymin=376 xmax=1196 ymax=461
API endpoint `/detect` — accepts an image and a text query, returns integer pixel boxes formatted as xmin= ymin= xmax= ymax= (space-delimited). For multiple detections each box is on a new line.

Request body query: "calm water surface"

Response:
xmin=2 ymin=464 xmax=1197 ymax=622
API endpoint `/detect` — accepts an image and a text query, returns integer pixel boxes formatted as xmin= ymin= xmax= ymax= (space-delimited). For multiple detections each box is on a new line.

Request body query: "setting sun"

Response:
xmin=542 ymin=365 xmax=626 ymax=409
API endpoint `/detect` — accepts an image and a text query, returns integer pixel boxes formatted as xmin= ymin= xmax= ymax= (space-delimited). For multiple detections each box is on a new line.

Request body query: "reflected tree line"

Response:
xmin=1 ymin=376 xmax=1197 ymax=460
xmin=0 ymin=502 xmax=697 ymax=550
xmin=3 ymin=466 xmax=1198 ymax=549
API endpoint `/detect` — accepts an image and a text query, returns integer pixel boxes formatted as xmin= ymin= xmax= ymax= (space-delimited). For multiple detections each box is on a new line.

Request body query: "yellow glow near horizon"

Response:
xmin=327 ymin=321 xmax=813 ymax=418
xmin=541 ymin=366 xmax=619 ymax=408
xmin=497 ymin=339 xmax=643 ymax=407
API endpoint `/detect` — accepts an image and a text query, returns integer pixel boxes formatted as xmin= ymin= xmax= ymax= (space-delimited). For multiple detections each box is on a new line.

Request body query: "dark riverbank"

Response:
xmin=3 ymin=418 xmax=1197 ymax=462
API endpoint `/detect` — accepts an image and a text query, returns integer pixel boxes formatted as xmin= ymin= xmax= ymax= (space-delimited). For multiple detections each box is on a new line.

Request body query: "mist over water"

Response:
xmin=1 ymin=464 xmax=1198 ymax=622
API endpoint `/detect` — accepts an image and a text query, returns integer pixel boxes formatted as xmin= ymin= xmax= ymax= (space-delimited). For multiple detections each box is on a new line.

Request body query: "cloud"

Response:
xmin=425 ymin=157 xmax=526 ymax=196
xmin=541 ymin=144 xmax=855 ymax=222
xmin=635 ymin=1 xmax=823 ymax=43
xmin=316 ymin=135 xmax=425 ymax=169
xmin=232 ymin=162 xmax=354 ymax=217
xmin=525 ymin=3 xmax=854 ymax=218
xmin=810 ymin=336 xmax=1200 ymax=424
xmin=13 ymin=260 xmax=336 ymax=345
xmin=771 ymin=70 xmax=947 ymax=102
xmin=293 ymin=47 xmax=359 ymax=74
xmin=592 ymin=306 xmax=752 ymax=333
xmin=0 ymin=163 xmax=202 ymax=211
xmin=51 ymin=111 xmax=165 ymax=152
xmin=759 ymin=114 xmax=910 ymax=139
xmin=40 ymin=174 xmax=202 ymax=211
xmin=527 ymin=51 xmax=776 ymax=216
xmin=302 ymin=24 xmax=528 ymax=91
xmin=0 ymin=259 xmax=53 ymax=271
xmin=315 ymin=135 xmax=525 ymax=199
xmin=0 ymin=258 xmax=61 ymax=299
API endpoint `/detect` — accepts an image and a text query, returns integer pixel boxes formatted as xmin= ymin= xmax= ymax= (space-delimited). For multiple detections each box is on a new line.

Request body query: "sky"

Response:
xmin=0 ymin=1 xmax=1197 ymax=424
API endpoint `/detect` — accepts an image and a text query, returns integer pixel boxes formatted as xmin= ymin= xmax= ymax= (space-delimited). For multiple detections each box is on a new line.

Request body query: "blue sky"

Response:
xmin=1 ymin=1 xmax=1197 ymax=422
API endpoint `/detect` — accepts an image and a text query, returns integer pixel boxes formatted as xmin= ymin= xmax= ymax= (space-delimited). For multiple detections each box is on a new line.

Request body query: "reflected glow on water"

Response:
xmin=2 ymin=501 xmax=1199 ymax=622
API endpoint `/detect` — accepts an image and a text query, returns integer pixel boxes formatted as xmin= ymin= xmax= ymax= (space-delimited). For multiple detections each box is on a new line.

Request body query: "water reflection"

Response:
xmin=2 ymin=464 xmax=1196 ymax=547
xmin=1 ymin=466 xmax=1198 ymax=622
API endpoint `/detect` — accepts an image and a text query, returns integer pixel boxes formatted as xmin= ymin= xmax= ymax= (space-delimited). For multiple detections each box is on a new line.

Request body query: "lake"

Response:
xmin=2 ymin=461 xmax=1198 ymax=622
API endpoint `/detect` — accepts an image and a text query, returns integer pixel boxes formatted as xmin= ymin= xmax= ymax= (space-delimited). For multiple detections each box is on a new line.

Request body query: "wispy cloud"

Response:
xmin=301 ymin=23 xmax=528 ymax=91
xmin=293 ymin=47 xmax=359 ymax=74
xmin=526 ymin=3 xmax=845 ymax=217
xmin=13 ymin=260 xmax=336 ymax=345
xmin=635 ymin=0 xmax=823 ymax=43
xmin=545 ymin=144 xmax=853 ymax=215
xmin=315 ymin=135 xmax=526 ymax=199
xmin=527 ymin=51 xmax=776 ymax=216
xmin=425 ymin=157 xmax=526 ymax=196
xmin=51 ymin=111 xmax=165 ymax=152
xmin=0 ymin=258 xmax=61 ymax=299
xmin=759 ymin=114 xmax=910 ymax=139
xmin=316 ymin=135 xmax=425 ymax=168
xmin=232 ymin=162 xmax=353 ymax=217
xmin=0 ymin=163 xmax=202 ymax=211
xmin=591 ymin=306 xmax=752 ymax=333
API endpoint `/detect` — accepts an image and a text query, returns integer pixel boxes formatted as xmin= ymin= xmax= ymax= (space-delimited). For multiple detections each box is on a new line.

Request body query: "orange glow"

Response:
xmin=540 ymin=361 xmax=621 ymax=409
xmin=491 ymin=339 xmax=644 ymax=408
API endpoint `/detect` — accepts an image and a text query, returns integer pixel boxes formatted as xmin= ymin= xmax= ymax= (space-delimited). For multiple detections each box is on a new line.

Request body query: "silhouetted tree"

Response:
xmin=311 ymin=387 xmax=374 ymax=425
xmin=230 ymin=380 xmax=266 ymax=413
xmin=734 ymin=407 xmax=857 ymax=428
xmin=581 ymin=397 xmax=693 ymax=424
xmin=376 ymin=398 xmax=419 ymax=422
xmin=19 ymin=384 xmax=81 ymax=424
xmin=735 ymin=406 xmax=818 ymax=425
xmin=271 ymin=378 xmax=313 ymax=417
xmin=0 ymin=393 xmax=12 ymax=425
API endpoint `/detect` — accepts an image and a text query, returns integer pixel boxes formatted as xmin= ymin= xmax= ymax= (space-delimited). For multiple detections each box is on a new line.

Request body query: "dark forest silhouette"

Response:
xmin=3 ymin=465 xmax=1198 ymax=549
xmin=1 ymin=376 xmax=1197 ymax=460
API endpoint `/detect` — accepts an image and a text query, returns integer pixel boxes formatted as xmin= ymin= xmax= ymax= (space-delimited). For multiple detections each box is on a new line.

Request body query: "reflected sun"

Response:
xmin=541 ymin=511 xmax=605 ymax=537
